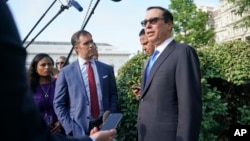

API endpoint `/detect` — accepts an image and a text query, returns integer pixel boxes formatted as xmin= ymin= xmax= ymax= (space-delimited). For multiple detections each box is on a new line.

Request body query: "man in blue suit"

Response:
xmin=137 ymin=6 xmax=202 ymax=141
xmin=53 ymin=30 xmax=118 ymax=136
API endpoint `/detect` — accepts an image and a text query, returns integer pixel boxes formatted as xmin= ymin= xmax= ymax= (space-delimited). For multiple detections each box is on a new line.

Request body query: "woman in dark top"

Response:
xmin=28 ymin=53 xmax=65 ymax=135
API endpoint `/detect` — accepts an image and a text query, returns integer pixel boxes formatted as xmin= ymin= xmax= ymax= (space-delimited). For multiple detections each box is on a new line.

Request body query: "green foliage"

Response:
xmin=199 ymin=80 xmax=229 ymax=140
xmin=116 ymin=40 xmax=250 ymax=141
xmin=237 ymin=105 xmax=250 ymax=124
xmin=116 ymin=52 xmax=147 ymax=141
xmin=199 ymin=41 xmax=250 ymax=85
xmin=197 ymin=40 xmax=250 ymax=140
xmin=169 ymin=0 xmax=215 ymax=48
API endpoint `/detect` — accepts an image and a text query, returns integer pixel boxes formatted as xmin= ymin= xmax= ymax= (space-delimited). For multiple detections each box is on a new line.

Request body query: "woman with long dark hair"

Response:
xmin=28 ymin=53 xmax=65 ymax=135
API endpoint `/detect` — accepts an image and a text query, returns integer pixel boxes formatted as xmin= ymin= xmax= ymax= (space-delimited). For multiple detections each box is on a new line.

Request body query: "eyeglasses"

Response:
xmin=141 ymin=17 xmax=165 ymax=27
xmin=56 ymin=62 xmax=65 ymax=65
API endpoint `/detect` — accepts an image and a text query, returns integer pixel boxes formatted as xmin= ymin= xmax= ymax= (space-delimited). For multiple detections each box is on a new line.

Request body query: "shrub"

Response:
xmin=116 ymin=52 xmax=147 ymax=141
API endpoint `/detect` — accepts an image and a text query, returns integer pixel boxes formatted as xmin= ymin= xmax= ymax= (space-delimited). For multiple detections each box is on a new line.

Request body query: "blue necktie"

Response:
xmin=145 ymin=50 xmax=159 ymax=82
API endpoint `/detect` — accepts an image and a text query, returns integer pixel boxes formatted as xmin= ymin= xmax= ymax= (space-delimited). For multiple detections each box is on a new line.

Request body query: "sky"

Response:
xmin=7 ymin=0 xmax=220 ymax=54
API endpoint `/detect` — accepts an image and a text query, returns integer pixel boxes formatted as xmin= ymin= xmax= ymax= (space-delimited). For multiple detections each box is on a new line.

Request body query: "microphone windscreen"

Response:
xmin=71 ymin=0 xmax=83 ymax=12
xmin=102 ymin=111 xmax=111 ymax=122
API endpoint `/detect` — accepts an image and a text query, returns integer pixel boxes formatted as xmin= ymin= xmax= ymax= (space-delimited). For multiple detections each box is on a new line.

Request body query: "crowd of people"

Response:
xmin=1 ymin=1 xmax=116 ymax=141
xmin=1 ymin=1 xmax=202 ymax=141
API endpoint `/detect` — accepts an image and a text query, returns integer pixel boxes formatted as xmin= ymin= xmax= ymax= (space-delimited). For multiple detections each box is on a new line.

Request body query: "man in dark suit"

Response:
xmin=53 ymin=30 xmax=118 ymax=136
xmin=137 ymin=6 xmax=202 ymax=141
xmin=132 ymin=28 xmax=155 ymax=99
xmin=0 ymin=1 xmax=116 ymax=141
xmin=139 ymin=28 xmax=155 ymax=57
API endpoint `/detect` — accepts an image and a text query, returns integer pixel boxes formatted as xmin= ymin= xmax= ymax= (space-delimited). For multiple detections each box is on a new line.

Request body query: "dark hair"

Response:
xmin=71 ymin=30 xmax=92 ymax=47
xmin=139 ymin=28 xmax=145 ymax=36
xmin=28 ymin=53 xmax=54 ymax=92
xmin=147 ymin=6 xmax=173 ymax=23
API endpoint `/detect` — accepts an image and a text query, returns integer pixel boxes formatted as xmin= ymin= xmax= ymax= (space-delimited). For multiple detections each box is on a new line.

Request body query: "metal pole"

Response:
xmin=25 ymin=5 xmax=69 ymax=49
xmin=22 ymin=0 xmax=57 ymax=44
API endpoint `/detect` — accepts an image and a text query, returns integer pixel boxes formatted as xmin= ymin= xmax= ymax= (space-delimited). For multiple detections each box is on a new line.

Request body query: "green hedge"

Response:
xmin=198 ymin=40 xmax=250 ymax=140
xmin=116 ymin=40 xmax=250 ymax=141
xmin=116 ymin=52 xmax=147 ymax=141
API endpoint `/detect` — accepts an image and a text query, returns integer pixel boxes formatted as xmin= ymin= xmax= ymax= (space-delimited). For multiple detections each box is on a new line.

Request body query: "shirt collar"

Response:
xmin=155 ymin=37 xmax=174 ymax=53
xmin=78 ymin=57 xmax=95 ymax=67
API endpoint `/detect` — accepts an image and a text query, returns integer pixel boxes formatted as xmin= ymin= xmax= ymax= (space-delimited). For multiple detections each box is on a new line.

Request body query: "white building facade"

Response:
xmin=202 ymin=0 xmax=250 ymax=42
xmin=25 ymin=41 xmax=131 ymax=75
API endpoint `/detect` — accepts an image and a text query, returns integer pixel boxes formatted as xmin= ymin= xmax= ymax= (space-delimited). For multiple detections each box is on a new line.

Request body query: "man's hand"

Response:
xmin=90 ymin=127 xmax=116 ymax=141
xmin=51 ymin=121 xmax=63 ymax=133
xmin=132 ymin=86 xmax=141 ymax=99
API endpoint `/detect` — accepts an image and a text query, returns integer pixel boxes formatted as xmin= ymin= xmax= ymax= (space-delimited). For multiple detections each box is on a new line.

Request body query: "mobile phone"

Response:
xmin=100 ymin=113 xmax=123 ymax=131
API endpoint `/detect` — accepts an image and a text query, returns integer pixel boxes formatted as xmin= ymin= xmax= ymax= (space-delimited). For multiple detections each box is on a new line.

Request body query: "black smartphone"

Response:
xmin=100 ymin=113 xmax=123 ymax=131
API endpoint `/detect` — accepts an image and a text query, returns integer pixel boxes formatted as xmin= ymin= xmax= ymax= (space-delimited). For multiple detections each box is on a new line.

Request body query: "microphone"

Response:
xmin=102 ymin=111 xmax=111 ymax=122
xmin=69 ymin=0 xmax=83 ymax=12
xmin=100 ymin=111 xmax=111 ymax=128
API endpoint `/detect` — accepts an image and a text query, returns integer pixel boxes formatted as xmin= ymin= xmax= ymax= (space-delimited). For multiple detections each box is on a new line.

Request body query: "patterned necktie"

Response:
xmin=87 ymin=61 xmax=99 ymax=118
xmin=145 ymin=50 xmax=159 ymax=82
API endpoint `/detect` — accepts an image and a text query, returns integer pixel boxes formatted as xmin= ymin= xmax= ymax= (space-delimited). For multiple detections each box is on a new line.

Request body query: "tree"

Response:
xmin=227 ymin=0 xmax=250 ymax=27
xmin=169 ymin=0 xmax=215 ymax=48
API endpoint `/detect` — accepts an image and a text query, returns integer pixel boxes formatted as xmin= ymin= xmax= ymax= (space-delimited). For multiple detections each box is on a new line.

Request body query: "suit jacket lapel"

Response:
xmin=141 ymin=58 xmax=150 ymax=89
xmin=94 ymin=61 xmax=103 ymax=91
xmin=74 ymin=60 xmax=84 ymax=87
xmin=141 ymin=40 xmax=177 ymax=98
xmin=73 ymin=60 xmax=90 ymax=103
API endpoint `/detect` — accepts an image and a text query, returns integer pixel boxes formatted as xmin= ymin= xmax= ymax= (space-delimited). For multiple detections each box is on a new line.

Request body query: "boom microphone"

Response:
xmin=69 ymin=0 xmax=83 ymax=12
xmin=102 ymin=111 xmax=111 ymax=122
xmin=100 ymin=111 xmax=111 ymax=128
